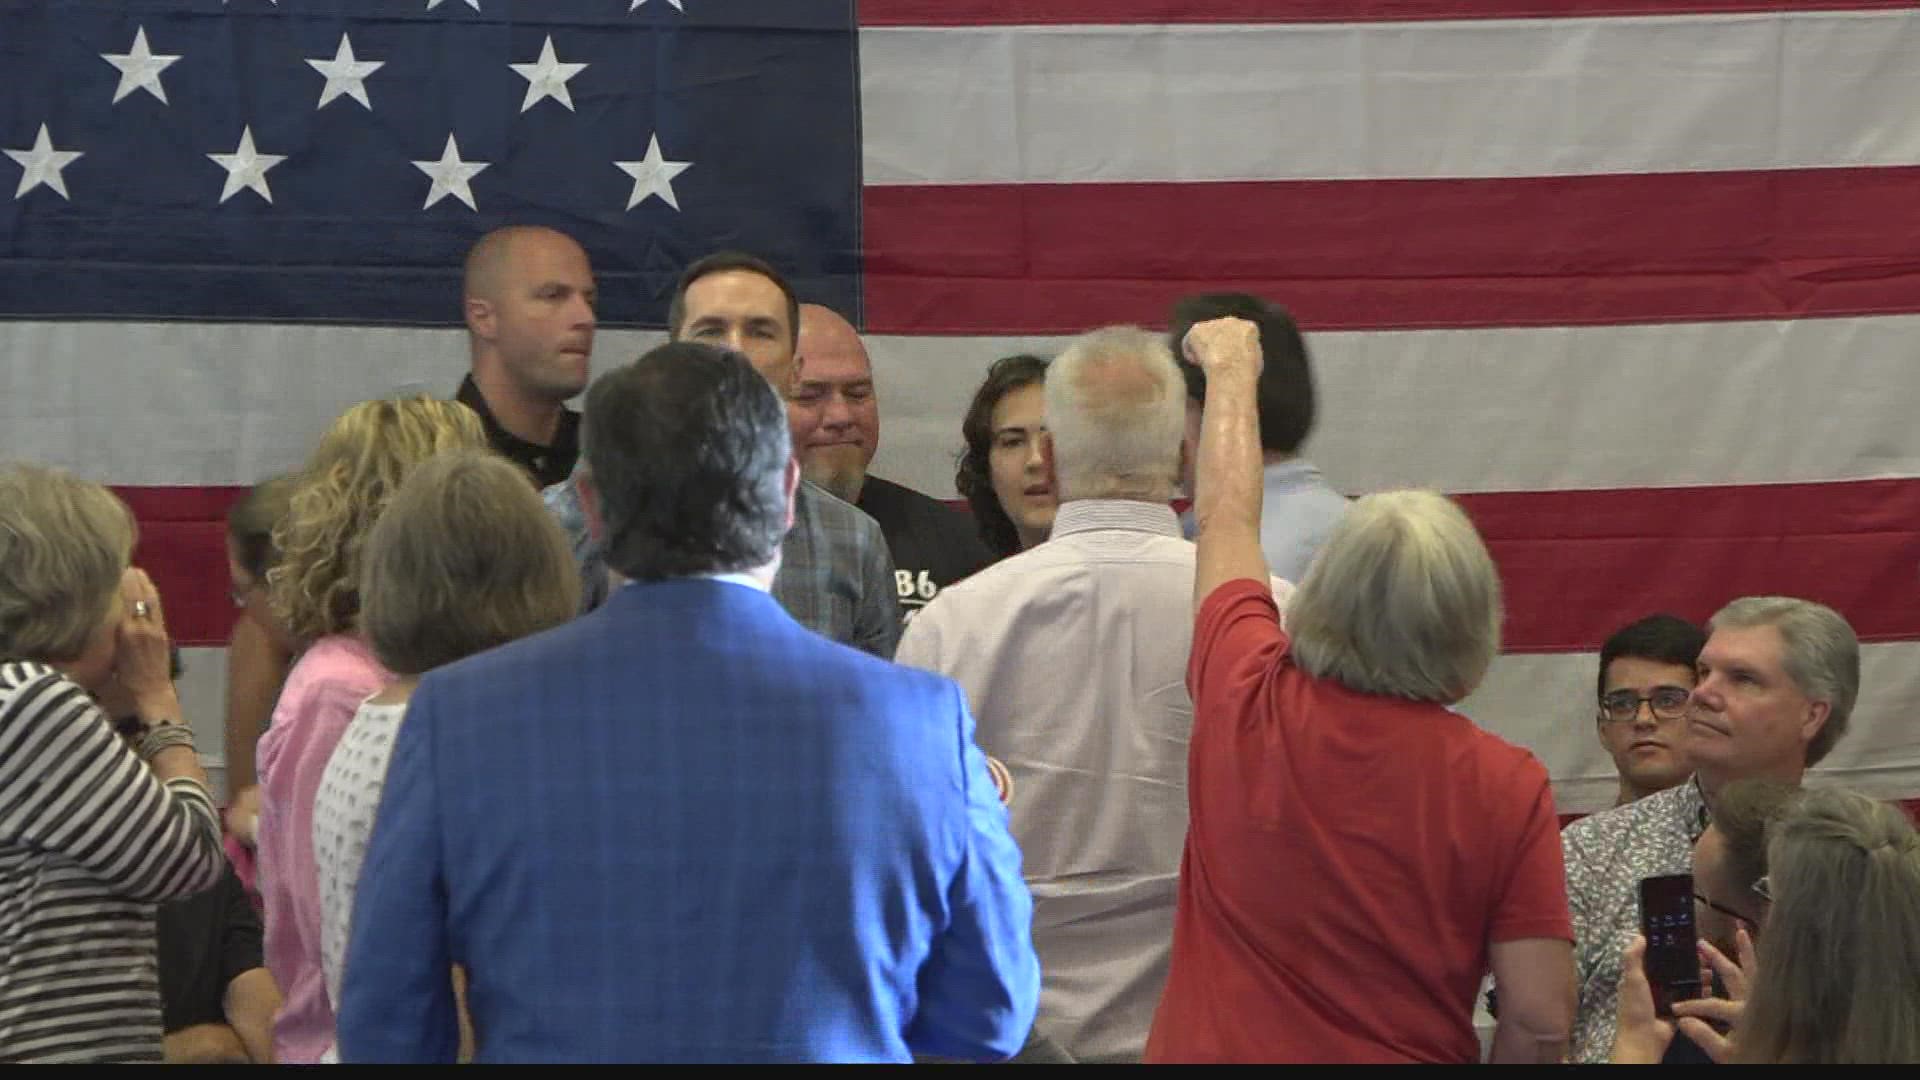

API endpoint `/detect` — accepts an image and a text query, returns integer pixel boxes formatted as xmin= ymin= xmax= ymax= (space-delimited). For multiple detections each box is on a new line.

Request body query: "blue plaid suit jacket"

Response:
xmin=336 ymin=578 xmax=1037 ymax=1063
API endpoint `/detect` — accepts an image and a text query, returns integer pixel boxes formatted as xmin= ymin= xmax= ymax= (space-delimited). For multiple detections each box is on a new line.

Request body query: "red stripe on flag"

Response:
xmin=859 ymin=0 xmax=1917 ymax=26
xmin=1460 ymin=478 xmax=1920 ymax=654
xmin=119 ymin=478 xmax=1920 ymax=653
xmin=863 ymin=168 xmax=1920 ymax=334
xmin=117 ymin=486 xmax=248 ymax=650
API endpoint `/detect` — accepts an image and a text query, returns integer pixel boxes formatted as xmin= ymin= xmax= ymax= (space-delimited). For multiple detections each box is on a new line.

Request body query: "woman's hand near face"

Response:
xmin=113 ymin=568 xmax=181 ymax=723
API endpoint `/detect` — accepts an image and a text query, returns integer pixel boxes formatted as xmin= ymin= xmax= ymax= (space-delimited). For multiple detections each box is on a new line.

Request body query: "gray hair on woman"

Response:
xmin=1736 ymin=787 xmax=1920 ymax=1064
xmin=1285 ymin=489 xmax=1501 ymax=703
xmin=0 ymin=463 xmax=134 ymax=662
xmin=359 ymin=449 xmax=581 ymax=676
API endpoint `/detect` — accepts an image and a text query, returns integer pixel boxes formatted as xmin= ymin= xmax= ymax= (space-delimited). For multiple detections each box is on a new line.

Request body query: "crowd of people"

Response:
xmin=0 ymin=224 xmax=1916 ymax=1063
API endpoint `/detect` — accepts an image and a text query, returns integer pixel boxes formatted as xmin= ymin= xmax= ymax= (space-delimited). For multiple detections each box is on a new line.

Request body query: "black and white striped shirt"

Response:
xmin=0 ymin=661 xmax=225 ymax=1063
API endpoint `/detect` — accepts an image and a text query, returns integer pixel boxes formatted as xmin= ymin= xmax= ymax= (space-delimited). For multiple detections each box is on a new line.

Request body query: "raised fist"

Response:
xmin=1181 ymin=316 xmax=1263 ymax=377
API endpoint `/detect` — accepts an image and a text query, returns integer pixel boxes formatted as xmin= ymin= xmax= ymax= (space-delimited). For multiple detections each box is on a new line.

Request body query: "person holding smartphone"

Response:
xmin=1613 ymin=786 xmax=1920 ymax=1064
xmin=1606 ymin=777 xmax=1790 ymax=1063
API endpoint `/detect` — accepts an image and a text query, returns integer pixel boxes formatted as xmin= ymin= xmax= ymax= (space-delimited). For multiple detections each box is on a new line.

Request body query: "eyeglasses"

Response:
xmin=1751 ymin=875 xmax=1772 ymax=903
xmin=1694 ymin=891 xmax=1753 ymax=926
xmin=1598 ymin=686 xmax=1690 ymax=723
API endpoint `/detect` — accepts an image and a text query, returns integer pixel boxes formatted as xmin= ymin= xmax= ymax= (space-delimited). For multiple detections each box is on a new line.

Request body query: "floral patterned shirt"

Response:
xmin=1559 ymin=780 xmax=1708 ymax=1062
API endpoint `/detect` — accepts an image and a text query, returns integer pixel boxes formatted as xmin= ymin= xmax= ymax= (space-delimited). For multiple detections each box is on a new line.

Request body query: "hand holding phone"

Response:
xmin=1638 ymin=873 xmax=1703 ymax=1017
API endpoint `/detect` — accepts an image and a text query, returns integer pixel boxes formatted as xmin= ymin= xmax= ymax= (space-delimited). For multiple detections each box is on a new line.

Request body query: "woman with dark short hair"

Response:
xmin=222 ymin=474 xmax=299 ymax=846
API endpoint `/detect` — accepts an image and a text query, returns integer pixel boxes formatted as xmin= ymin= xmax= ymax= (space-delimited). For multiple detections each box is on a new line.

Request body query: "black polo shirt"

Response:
xmin=855 ymin=475 xmax=994 ymax=625
xmin=455 ymin=374 xmax=581 ymax=489
xmin=156 ymin=863 xmax=263 ymax=1035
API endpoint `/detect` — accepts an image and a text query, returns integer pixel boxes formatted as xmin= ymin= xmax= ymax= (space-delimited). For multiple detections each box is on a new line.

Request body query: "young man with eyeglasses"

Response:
xmin=1482 ymin=615 xmax=1702 ymax=1039
xmin=1595 ymin=615 xmax=1706 ymax=807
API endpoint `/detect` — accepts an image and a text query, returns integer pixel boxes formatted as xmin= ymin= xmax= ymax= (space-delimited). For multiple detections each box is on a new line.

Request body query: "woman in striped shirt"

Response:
xmin=0 ymin=464 xmax=227 ymax=1063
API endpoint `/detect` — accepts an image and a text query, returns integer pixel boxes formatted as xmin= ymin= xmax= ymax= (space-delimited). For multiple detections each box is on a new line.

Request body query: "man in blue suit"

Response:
xmin=337 ymin=343 xmax=1039 ymax=1063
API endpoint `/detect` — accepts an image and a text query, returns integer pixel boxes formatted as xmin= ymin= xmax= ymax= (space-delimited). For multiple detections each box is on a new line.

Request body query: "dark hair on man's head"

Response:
xmin=1167 ymin=293 xmax=1316 ymax=454
xmin=1597 ymin=613 xmax=1708 ymax=699
xmin=955 ymin=353 xmax=1049 ymax=559
xmin=227 ymin=474 xmax=299 ymax=581
xmin=583 ymin=342 xmax=791 ymax=582
xmin=666 ymin=251 xmax=800 ymax=347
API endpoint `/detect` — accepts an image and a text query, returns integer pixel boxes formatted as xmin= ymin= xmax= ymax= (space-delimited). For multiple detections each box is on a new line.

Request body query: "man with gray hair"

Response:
xmin=1560 ymin=595 xmax=1860 ymax=1062
xmin=896 ymin=326 xmax=1283 ymax=1063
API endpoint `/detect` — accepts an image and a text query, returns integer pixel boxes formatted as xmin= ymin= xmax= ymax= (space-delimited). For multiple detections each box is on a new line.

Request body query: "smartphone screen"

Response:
xmin=1638 ymin=872 xmax=1702 ymax=1015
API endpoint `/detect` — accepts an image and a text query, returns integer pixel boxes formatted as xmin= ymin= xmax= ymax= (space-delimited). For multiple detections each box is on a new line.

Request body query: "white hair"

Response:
xmin=1043 ymin=326 xmax=1186 ymax=502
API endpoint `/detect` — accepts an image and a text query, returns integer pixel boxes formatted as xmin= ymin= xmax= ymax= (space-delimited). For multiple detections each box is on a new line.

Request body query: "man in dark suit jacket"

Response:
xmin=337 ymin=342 xmax=1039 ymax=1064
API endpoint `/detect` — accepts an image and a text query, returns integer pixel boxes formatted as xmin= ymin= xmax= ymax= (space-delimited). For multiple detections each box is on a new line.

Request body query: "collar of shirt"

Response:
xmin=456 ymin=373 xmax=579 ymax=475
xmin=1603 ymin=775 xmax=1708 ymax=840
xmin=1050 ymin=499 xmax=1184 ymax=541
xmin=791 ymin=478 xmax=818 ymax=525
xmin=624 ymin=571 xmax=771 ymax=593
xmin=1263 ymin=457 xmax=1330 ymax=493
xmin=1684 ymin=775 xmax=1710 ymax=837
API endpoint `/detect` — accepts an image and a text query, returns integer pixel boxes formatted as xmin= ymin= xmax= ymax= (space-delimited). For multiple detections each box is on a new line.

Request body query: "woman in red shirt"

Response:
xmin=1148 ymin=318 xmax=1575 ymax=1064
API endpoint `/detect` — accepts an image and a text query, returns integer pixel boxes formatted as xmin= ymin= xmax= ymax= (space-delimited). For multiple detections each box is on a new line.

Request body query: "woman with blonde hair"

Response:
xmin=0 ymin=464 xmax=227 ymax=1062
xmin=1615 ymin=786 xmax=1920 ymax=1063
xmin=253 ymin=396 xmax=488 ymax=1064
xmin=1148 ymin=319 xmax=1573 ymax=1064
xmin=312 ymin=449 xmax=581 ymax=1061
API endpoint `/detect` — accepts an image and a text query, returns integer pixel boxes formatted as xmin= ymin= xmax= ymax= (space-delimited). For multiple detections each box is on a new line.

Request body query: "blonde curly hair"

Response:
xmin=269 ymin=397 xmax=490 ymax=646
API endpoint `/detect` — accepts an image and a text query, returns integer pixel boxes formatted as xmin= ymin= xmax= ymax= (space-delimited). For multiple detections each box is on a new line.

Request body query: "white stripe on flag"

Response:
xmin=177 ymin=647 xmax=233 ymax=802
xmin=11 ymin=315 xmax=1920 ymax=498
xmin=860 ymin=10 xmax=1920 ymax=185
xmin=873 ymin=316 xmax=1920 ymax=499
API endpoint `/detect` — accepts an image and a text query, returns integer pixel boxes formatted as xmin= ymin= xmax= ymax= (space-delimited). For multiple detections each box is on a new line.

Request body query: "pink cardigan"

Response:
xmin=255 ymin=635 xmax=391 ymax=1065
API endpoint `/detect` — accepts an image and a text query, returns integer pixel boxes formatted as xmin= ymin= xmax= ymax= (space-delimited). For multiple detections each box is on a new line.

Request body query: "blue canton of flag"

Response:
xmin=0 ymin=0 xmax=861 ymax=326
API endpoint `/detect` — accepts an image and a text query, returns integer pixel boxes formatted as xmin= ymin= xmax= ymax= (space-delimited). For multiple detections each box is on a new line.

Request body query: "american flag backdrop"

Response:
xmin=3 ymin=0 xmax=1918 ymax=810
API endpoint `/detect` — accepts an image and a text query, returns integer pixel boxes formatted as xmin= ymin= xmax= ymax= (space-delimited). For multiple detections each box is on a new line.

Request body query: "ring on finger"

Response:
xmin=132 ymin=600 xmax=151 ymax=619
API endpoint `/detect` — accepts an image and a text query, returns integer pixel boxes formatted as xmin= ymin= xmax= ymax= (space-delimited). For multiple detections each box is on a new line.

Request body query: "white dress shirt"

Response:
xmin=898 ymin=499 xmax=1282 ymax=1063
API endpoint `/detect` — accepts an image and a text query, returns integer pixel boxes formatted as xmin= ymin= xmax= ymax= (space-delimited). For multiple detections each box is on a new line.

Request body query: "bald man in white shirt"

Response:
xmin=897 ymin=325 xmax=1284 ymax=1063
